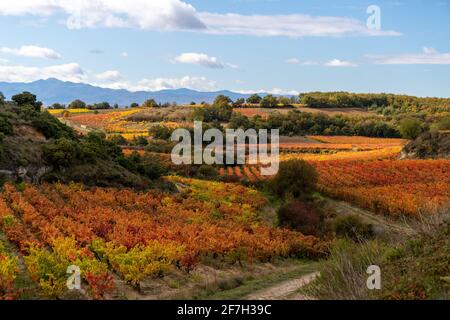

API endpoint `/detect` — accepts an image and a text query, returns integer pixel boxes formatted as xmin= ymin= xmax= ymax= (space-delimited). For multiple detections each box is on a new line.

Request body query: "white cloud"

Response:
xmin=236 ymin=88 xmax=299 ymax=95
xmin=0 ymin=0 xmax=205 ymax=30
xmin=0 ymin=62 xmax=85 ymax=82
xmin=268 ymin=88 xmax=300 ymax=95
xmin=286 ymin=58 xmax=300 ymax=65
xmin=0 ymin=1 xmax=400 ymax=38
xmin=172 ymin=52 xmax=224 ymax=69
xmin=198 ymin=12 xmax=401 ymax=38
xmin=98 ymin=76 xmax=217 ymax=92
xmin=302 ymin=60 xmax=319 ymax=65
xmin=0 ymin=58 xmax=8 ymax=65
xmin=121 ymin=52 xmax=128 ymax=58
xmin=226 ymin=63 xmax=240 ymax=70
xmin=324 ymin=59 xmax=358 ymax=67
xmin=0 ymin=45 xmax=61 ymax=59
xmin=371 ymin=47 xmax=450 ymax=65
xmin=95 ymin=70 xmax=122 ymax=81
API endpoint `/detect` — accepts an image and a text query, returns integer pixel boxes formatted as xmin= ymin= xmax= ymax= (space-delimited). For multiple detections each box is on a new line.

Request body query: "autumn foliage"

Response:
xmin=0 ymin=178 xmax=326 ymax=298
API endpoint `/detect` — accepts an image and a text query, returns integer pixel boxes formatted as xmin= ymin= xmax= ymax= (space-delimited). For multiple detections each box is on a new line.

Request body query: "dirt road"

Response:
xmin=243 ymin=272 xmax=319 ymax=300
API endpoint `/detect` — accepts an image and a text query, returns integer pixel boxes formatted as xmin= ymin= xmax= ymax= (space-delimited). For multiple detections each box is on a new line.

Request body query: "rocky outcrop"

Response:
xmin=401 ymin=131 xmax=449 ymax=159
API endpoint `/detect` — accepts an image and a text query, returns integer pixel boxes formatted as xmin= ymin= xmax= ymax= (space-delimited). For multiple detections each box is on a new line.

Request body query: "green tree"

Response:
xmin=246 ymin=94 xmax=262 ymax=104
xmin=213 ymin=95 xmax=232 ymax=107
xmin=398 ymin=118 xmax=422 ymax=139
xmin=130 ymin=102 xmax=139 ymax=108
xmin=278 ymin=96 xmax=293 ymax=107
xmin=270 ymin=159 xmax=318 ymax=198
xmin=12 ymin=92 xmax=43 ymax=111
xmin=142 ymin=99 xmax=158 ymax=108
xmin=42 ymin=138 xmax=81 ymax=168
xmin=68 ymin=99 xmax=87 ymax=109
xmin=233 ymin=98 xmax=245 ymax=107
xmin=260 ymin=95 xmax=278 ymax=108
xmin=229 ymin=113 xmax=251 ymax=130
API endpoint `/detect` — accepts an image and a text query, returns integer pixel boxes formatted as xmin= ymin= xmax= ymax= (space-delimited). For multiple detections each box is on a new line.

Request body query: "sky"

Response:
xmin=0 ymin=0 xmax=449 ymax=97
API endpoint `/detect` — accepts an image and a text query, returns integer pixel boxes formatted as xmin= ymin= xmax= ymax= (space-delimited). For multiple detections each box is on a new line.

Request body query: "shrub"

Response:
xmin=137 ymin=155 xmax=167 ymax=180
xmin=260 ymin=95 xmax=278 ymax=108
xmin=269 ymin=159 xmax=318 ymax=199
xmin=108 ymin=135 xmax=128 ymax=146
xmin=31 ymin=111 xmax=75 ymax=139
xmin=131 ymin=135 xmax=148 ymax=147
xmin=196 ymin=165 xmax=219 ymax=179
xmin=42 ymin=138 xmax=81 ymax=168
xmin=12 ymin=92 xmax=42 ymax=111
xmin=277 ymin=200 xmax=322 ymax=236
xmin=193 ymin=104 xmax=233 ymax=122
xmin=398 ymin=118 xmax=422 ymax=139
xmin=0 ymin=115 xmax=12 ymax=135
xmin=431 ymin=116 xmax=450 ymax=131
xmin=302 ymin=239 xmax=386 ymax=300
xmin=332 ymin=215 xmax=374 ymax=242
xmin=149 ymin=125 xmax=173 ymax=140
xmin=68 ymin=99 xmax=86 ymax=109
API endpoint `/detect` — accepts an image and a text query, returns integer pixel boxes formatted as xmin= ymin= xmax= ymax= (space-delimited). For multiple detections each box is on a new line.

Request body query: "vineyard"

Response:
xmin=315 ymin=159 xmax=450 ymax=217
xmin=217 ymin=136 xmax=449 ymax=218
xmin=0 ymin=179 xmax=325 ymax=299
xmin=66 ymin=109 xmax=147 ymax=137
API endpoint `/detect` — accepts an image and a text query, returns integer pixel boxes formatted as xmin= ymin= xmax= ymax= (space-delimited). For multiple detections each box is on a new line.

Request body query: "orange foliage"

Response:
xmin=314 ymin=159 xmax=450 ymax=217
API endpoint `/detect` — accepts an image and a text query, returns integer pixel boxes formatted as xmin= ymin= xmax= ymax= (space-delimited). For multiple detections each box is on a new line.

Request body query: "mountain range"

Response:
xmin=0 ymin=78 xmax=261 ymax=106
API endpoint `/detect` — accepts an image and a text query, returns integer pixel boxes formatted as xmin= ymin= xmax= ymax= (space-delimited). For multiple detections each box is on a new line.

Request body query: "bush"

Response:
xmin=260 ymin=95 xmax=278 ymax=108
xmin=31 ymin=111 xmax=75 ymax=139
xmin=149 ymin=125 xmax=173 ymax=140
xmin=108 ymin=135 xmax=128 ymax=146
xmin=270 ymin=159 xmax=318 ymax=199
xmin=193 ymin=104 xmax=233 ymax=122
xmin=196 ymin=165 xmax=219 ymax=179
xmin=131 ymin=136 xmax=148 ymax=146
xmin=398 ymin=118 xmax=422 ymax=139
xmin=68 ymin=99 xmax=86 ymax=109
xmin=0 ymin=115 xmax=13 ymax=135
xmin=332 ymin=215 xmax=374 ymax=242
xmin=42 ymin=138 xmax=81 ymax=168
xmin=137 ymin=155 xmax=167 ymax=180
xmin=79 ymin=132 xmax=122 ymax=161
xmin=302 ymin=239 xmax=386 ymax=300
xmin=431 ymin=116 xmax=450 ymax=131
xmin=277 ymin=200 xmax=322 ymax=236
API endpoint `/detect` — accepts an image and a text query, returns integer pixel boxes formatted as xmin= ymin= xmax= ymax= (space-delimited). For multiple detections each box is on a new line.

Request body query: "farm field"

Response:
xmin=0 ymin=178 xmax=325 ymax=299
xmin=234 ymin=106 xmax=375 ymax=119
xmin=217 ymin=136 xmax=449 ymax=218
xmin=61 ymin=109 xmax=147 ymax=137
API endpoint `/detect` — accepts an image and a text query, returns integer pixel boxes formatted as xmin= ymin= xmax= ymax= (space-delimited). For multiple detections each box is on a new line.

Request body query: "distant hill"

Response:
xmin=0 ymin=78 xmax=259 ymax=106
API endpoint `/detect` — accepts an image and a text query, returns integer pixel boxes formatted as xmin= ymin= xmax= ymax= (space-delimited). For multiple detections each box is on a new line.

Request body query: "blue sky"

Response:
xmin=0 ymin=0 xmax=449 ymax=97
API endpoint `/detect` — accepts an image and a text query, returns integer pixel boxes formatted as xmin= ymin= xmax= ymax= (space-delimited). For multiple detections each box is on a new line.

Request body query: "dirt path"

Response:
xmin=325 ymin=198 xmax=415 ymax=236
xmin=243 ymin=272 xmax=319 ymax=300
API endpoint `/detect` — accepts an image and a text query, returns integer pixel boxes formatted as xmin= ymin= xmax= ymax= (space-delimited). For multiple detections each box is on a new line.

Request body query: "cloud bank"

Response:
xmin=0 ymin=0 xmax=400 ymax=38
xmin=0 ymin=45 xmax=61 ymax=59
